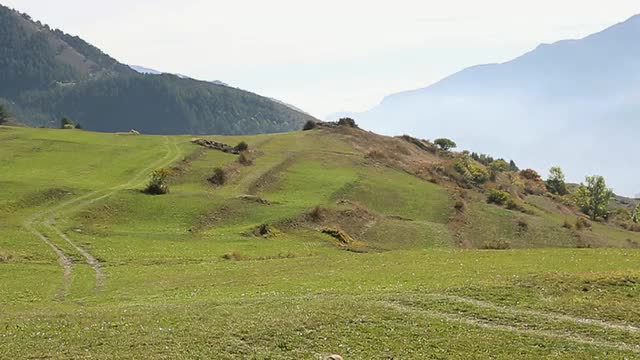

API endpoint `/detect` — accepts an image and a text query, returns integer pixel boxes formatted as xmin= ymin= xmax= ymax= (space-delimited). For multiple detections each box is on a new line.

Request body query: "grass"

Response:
xmin=1 ymin=125 xmax=639 ymax=358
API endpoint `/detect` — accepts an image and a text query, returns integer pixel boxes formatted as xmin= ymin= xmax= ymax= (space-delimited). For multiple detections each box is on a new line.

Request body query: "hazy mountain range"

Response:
xmin=0 ymin=4 xmax=315 ymax=135
xmin=331 ymin=15 xmax=640 ymax=196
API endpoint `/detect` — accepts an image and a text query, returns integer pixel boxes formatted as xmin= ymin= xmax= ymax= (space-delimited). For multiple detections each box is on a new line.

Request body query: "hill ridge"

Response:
xmin=0 ymin=4 xmax=315 ymax=135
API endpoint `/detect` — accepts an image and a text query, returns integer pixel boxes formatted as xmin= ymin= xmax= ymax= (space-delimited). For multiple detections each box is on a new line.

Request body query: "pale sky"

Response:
xmin=4 ymin=0 xmax=640 ymax=118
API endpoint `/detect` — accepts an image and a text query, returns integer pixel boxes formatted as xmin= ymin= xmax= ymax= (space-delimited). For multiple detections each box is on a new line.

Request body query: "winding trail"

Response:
xmin=23 ymin=137 xmax=182 ymax=298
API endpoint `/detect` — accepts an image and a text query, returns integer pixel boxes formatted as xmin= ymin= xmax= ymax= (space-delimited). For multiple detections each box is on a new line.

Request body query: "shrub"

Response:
xmin=74 ymin=123 xmax=83 ymax=130
xmin=612 ymin=207 xmax=632 ymax=222
xmin=434 ymin=138 xmax=457 ymax=151
xmin=454 ymin=156 xmax=489 ymax=185
xmin=337 ymin=117 xmax=358 ymax=128
xmin=234 ymin=141 xmax=249 ymax=152
xmin=63 ymin=123 xmax=74 ymax=129
xmin=208 ymin=167 xmax=227 ymax=186
xmin=575 ymin=217 xmax=592 ymax=230
xmin=238 ymin=152 xmax=253 ymax=166
xmin=505 ymin=198 xmax=519 ymax=210
xmin=454 ymin=200 xmax=465 ymax=211
xmin=302 ymin=120 xmax=317 ymax=131
xmin=520 ymin=169 xmax=542 ymax=181
xmin=486 ymin=189 xmax=511 ymax=206
xmin=489 ymin=159 xmax=509 ymax=172
xmin=144 ymin=168 xmax=171 ymax=195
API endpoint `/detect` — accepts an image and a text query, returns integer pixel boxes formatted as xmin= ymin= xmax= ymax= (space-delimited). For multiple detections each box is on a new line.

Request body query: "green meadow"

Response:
xmin=0 ymin=125 xmax=639 ymax=359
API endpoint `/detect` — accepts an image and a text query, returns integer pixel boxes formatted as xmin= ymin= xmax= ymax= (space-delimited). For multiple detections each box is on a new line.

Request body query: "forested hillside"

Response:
xmin=0 ymin=4 xmax=315 ymax=134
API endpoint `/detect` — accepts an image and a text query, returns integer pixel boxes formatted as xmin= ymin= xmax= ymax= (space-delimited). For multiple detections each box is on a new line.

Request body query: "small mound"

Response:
xmin=322 ymin=227 xmax=355 ymax=245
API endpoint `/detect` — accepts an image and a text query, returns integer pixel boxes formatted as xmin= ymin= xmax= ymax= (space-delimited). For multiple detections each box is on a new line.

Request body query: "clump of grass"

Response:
xmin=454 ymin=200 xmax=465 ymax=211
xmin=0 ymin=250 xmax=13 ymax=263
xmin=237 ymin=152 xmax=253 ymax=166
xmin=208 ymin=167 xmax=227 ymax=186
xmin=222 ymin=251 xmax=248 ymax=261
xmin=481 ymin=239 xmax=511 ymax=250
xmin=144 ymin=168 xmax=171 ymax=195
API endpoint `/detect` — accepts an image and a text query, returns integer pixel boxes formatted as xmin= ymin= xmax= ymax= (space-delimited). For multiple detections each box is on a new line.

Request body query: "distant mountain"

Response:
xmin=129 ymin=65 xmax=162 ymax=75
xmin=0 ymin=5 xmax=315 ymax=134
xmin=333 ymin=14 xmax=640 ymax=196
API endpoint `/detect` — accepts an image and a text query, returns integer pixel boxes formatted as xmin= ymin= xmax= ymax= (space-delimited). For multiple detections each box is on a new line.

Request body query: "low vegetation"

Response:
xmin=1 ymin=126 xmax=639 ymax=358
xmin=454 ymin=155 xmax=489 ymax=185
xmin=486 ymin=189 xmax=511 ymax=206
xmin=144 ymin=168 xmax=171 ymax=195
xmin=208 ymin=167 xmax=227 ymax=186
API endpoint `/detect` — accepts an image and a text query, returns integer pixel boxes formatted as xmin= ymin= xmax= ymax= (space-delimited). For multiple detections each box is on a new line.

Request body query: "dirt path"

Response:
xmin=424 ymin=293 xmax=640 ymax=334
xmin=21 ymin=221 xmax=73 ymax=301
xmin=383 ymin=300 xmax=640 ymax=354
xmin=23 ymin=137 xmax=182 ymax=298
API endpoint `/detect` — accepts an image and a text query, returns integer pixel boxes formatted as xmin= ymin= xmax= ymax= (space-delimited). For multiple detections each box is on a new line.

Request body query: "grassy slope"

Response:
xmin=0 ymin=125 xmax=639 ymax=359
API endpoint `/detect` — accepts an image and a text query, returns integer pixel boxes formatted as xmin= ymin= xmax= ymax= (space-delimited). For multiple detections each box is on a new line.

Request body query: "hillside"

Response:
xmin=0 ymin=4 xmax=315 ymax=134
xmin=1 ymin=124 xmax=640 ymax=358
xmin=332 ymin=14 xmax=640 ymax=197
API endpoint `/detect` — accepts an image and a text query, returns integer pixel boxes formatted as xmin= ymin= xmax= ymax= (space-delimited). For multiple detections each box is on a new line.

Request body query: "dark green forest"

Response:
xmin=0 ymin=5 xmax=314 ymax=134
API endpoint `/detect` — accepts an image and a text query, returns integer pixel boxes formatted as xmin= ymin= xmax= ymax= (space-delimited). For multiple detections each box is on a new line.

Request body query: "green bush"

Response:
xmin=486 ymin=189 xmax=511 ymax=205
xmin=144 ymin=168 xmax=171 ymax=195
xmin=454 ymin=156 xmax=489 ymax=185
xmin=234 ymin=141 xmax=249 ymax=152
xmin=337 ymin=117 xmax=357 ymax=128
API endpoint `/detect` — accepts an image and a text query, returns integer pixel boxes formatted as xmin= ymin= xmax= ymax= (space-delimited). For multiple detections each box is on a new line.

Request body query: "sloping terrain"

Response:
xmin=332 ymin=14 xmax=640 ymax=196
xmin=0 ymin=124 xmax=639 ymax=358
xmin=0 ymin=4 xmax=315 ymax=134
